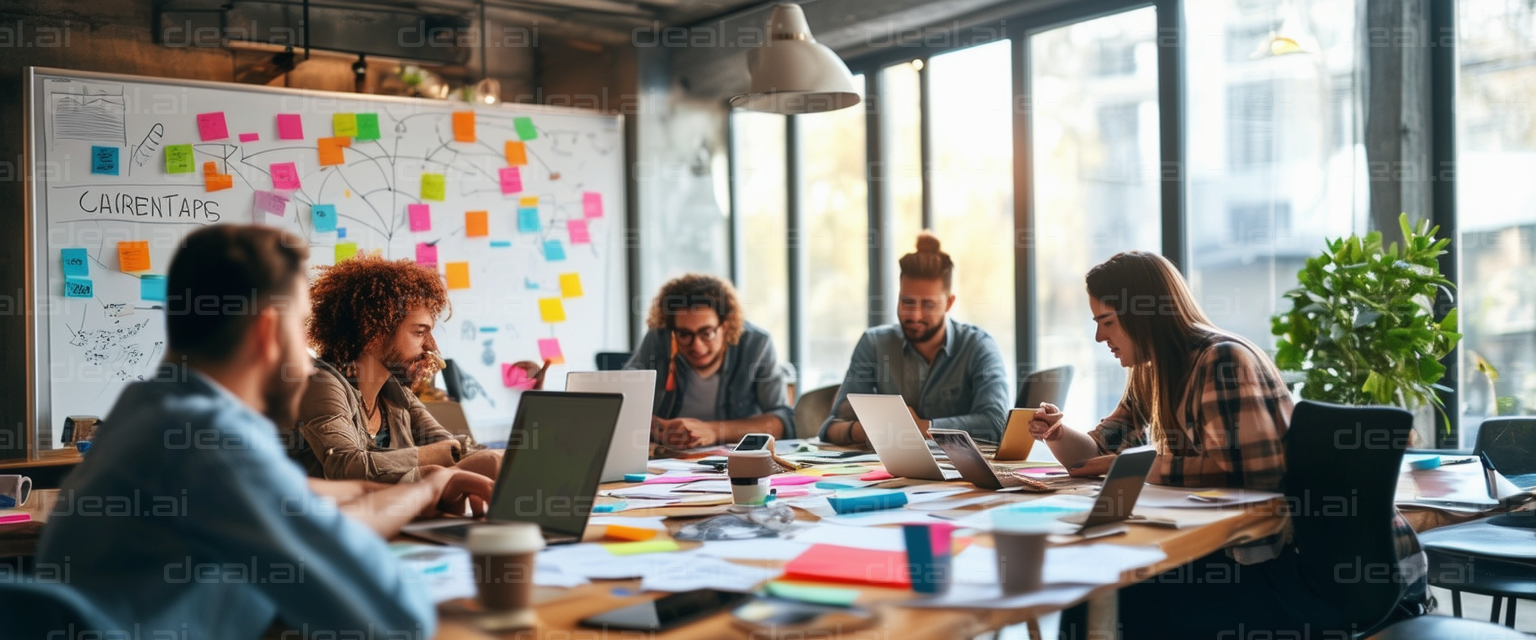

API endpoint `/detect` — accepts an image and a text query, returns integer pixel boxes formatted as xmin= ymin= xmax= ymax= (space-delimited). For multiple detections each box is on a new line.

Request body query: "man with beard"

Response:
xmin=292 ymin=255 xmax=501 ymax=482
xmin=25 ymin=225 xmax=491 ymax=638
xmin=625 ymin=274 xmax=794 ymax=448
xmin=820 ymin=231 xmax=1010 ymax=444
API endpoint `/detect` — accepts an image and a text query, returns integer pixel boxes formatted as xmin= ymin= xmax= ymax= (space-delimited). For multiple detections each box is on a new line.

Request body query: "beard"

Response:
xmin=902 ymin=320 xmax=943 ymax=344
xmin=381 ymin=344 xmax=436 ymax=386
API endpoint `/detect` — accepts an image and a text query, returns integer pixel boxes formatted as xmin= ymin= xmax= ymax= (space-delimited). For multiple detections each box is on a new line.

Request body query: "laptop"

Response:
xmin=402 ymin=391 xmax=625 ymax=546
xmin=845 ymin=394 xmax=961 ymax=481
xmin=1055 ymin=445 xmax=1157 ymax=538
xmin=930 ymin=429 xmax=1051 ymax=492
xmin=565 ymin=369 xmax=657 ymax=483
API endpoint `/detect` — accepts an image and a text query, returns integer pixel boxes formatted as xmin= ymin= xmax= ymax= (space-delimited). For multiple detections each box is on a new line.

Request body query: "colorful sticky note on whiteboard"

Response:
xmin=196 ymin=112 xmax=229 ymax=141
xmin=583 ymin=192 xmax=604 ymax=218
xmin=421 ymin=173 xmax=446 ymax=201
xmin=333 ymin=113 xmax=358 ymax=137
xmin=452 ymin=111 xmax=475 ymax=142
xmin=277 ymin=114 xmax=304 ymax=140
xmin=501 ymin=363 xmax=536 ymax=390
xmin=445 ymin=262 xmax=471 ymax=290
xmin=205 ymin=172 xmax=233 ymax=192
xmin=270 ymin=162 xmax=300 ymax=190
xmin=505 ymin=141 xmax=528 ymax=166
xmin=408 ymin=204 xmax=432 ymax=231
xmin=538 ymin=338 xmax=566 ymax=365
xmin=517 ymin=208 xmax=540 ymax=233
xmin=543 ymin=240 xmax=566 ymax=261
xmin=514 ymin=117 xmax=537 ymax=140
xmin=355 ymin=113 xmax=381 ymax=140
xmin=91 ymin=146 xmax=118 ymax=175
xmin=253 ymin=191 xmax=289 ymax=216
xmin=61 ymin=248 xmax=89 ymax=277
xmin=518 ymin=196 xmax=539 ymax=207
xmin=559 ymin=273 xmax=583 ymax=298
xmin=416 ymin=243 xmax=438 ymax=268
xmin=335 ymin=243 xmax=358 ymax=263
xmin=499 ymin=167 xmax=522 ymax=195
xmin=165 ymin=144 xmax=194 ymax=174
xmin=311 ymin=204 xmax=338 ymax=232
xmin=140 ymin=275 xmax=167 ymax=302
xmin=567 ymin=220 xmax=591 ymax=245
xmin=63 ymin=277 xmax=93 ymax=299
xmin=465 ymin=210 xmax=489 ymax=237
xmin=117 ymin=241 xmax=151 ymax=273
xmin=238 ymin=132 xmax=260 ymax=143
xmin=538 ymin=297 xmax=566 ymax=323
xmin=317 ymin=136 xmax=348 ymax=166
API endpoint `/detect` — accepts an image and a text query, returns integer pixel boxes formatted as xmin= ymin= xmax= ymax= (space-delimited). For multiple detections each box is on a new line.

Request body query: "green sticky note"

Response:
xmin=164 ymin=144 xmax=194 ymax=174
xmin=601 ymin=540 xmax=680 ymax=556
xmin=356 ymin=113 xmax=381 ymax=140
xmin=765 ymin=581 xmax=860 ymax=607
xmin=421 ymin=173 xmax=445 ymax=201
xmin=335 ymin=242 xmax=358 ymax=262
xmin=333 ymin=113 xmax=358 ymax=137
xmin=513 ymin=116 xmax=537 ymax=140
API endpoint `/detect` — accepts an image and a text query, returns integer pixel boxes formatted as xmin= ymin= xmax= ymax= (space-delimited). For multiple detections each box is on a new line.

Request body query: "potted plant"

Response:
xmin=1271 ymin=214 xmax=1462 ymax=428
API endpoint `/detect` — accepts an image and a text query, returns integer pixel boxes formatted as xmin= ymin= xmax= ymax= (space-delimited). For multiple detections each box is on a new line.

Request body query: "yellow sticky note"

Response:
xmin=538 ymin=297 xmax=565 ymax=323
xmin=505 ymin=141 xmax=528 ymax=166
xmin=602 ymin=540 xmax=680 ymax=556
xmin=333 ymin=113 xmax=358 ymax=137
xmin=421 ymin=173 xmax=446 ymax=201
xmin=446 ymin=262 xmax=470 ymax=289
xmin=465 ymin=210 xmax=489 ymax=237
xmin=518 ymin=196 xmax=539 ymax=207
xmin=559 ymin=273 xmax=583 ymax=298
xmin=334 ymin=243 xmax=358 ymax=262
xmin=117 ymin=241 xmax=151 ymax=272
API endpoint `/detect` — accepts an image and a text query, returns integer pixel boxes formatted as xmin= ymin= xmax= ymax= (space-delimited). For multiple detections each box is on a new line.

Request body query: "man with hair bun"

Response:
xmin=821 ymin=231 xmax=1011 ymax=444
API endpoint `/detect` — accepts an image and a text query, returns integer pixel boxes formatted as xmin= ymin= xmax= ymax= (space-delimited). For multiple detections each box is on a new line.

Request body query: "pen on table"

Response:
xmin=1440 ymin=457 xmax=1477 ymax=466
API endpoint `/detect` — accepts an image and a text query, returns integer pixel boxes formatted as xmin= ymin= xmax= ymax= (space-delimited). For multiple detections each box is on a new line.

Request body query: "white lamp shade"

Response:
xmin=730 ymin=4 xmax=861 ymax=114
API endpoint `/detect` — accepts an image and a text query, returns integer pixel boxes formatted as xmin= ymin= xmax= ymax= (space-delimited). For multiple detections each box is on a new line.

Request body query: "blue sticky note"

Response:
xmin=543 ymin=240 xmax=566 ymax=261
xmin=337 ymin=227 xmax=347 ymax=239
xmin=489 ymin=240 xmax=512 ymax=248
xmin=63 ymin=277 xmax=93 ymax=298
xmin=61 ymin=248 xmax=89 ymax=277
xmin=91 ymin=146 xmax=119 ymax=176
xmin=140 ymin=275 xmax=167 ymax=302
xmin=517 ymin=207 xmax=540 ymax=233
xmin=311 ymin=204 xmax=338 ymax=232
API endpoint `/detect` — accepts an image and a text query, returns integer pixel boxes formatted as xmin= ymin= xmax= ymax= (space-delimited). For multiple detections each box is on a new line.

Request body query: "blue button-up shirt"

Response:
xmin=33 ymin=365 xmax=434 ymax=639
xmin=821 ymin=318 xmax=1012 ymax=442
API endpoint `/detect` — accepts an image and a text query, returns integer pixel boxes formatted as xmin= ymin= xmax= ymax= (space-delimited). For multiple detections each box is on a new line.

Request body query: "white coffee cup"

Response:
xmin=993 ymin=528 xmax=1049 ymax=594
xmin=0 ymin=475 xmax=31 ymax=509
xmin=467 ymin=523 xmax=545 ymax=631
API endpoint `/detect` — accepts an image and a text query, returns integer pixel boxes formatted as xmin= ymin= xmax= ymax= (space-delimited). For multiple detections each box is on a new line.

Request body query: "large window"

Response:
xmin=1030 ymin=7 xmax=1162 ymax=422
xmin=730 ymin=112 xmax=790 ymax=361
xmin=928 ymin=40 xmax=1018 ymax=390
xmin=1458 ymin=0 xmax=1536 ymax=444
xmin=882 ymin=61 xmax=925 ymax=313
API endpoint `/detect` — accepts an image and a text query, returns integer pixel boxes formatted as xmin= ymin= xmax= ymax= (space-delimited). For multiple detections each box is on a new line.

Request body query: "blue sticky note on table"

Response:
xmin=311 ymin=204 xmax=338 ymax=232
xmin=517 ymin=207 xmax=540 ymax=233
xmin=61 ymin=248 xmax=89 ymax=276
xmin=91 ymin=146 xmax=119 ymax=175
xmin=140 ymin=275 xmax=167 ymax=302
xmin=543 ymin=240 xmax=566 ymax=261
xmin=63 ymin=277 xmax=93 ymax=298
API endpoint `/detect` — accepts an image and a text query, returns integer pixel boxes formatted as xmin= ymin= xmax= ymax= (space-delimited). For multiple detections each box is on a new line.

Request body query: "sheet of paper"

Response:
xmin=465 ymin=210 xmax=489 ymax=237
xmin=277 ymin=114 xmax=303 ymax=140
xmin=638 ymin=555 xmax=777 ymax=593
xmin=588 ymin=516 xmax=669 ymax=531
xmin=445 ymin=262 xmax=470 ymax=289
xmin=951 ymin=544 xmax=1166 ymax=587
xmin=505 ymin=141 xmax=528 ymax=165
xmin=391 ymin=543 xmax=477 ymax=603
xmin=602 ymin=540 xmax=680 ymax=556
xmin=421 ymin=173 xmax=446 ymax=201
xmin=61 ymin=248 xmax=89 ymax=276
xmin=950 ymin=495 xmax=1095 ymax=532
xmin=695 ymin=539 xmax=812 ymax=562
xmin=899 ymin=583 xmax=1096 ymax=610
xmin=355 ymin=113 xmax=381 ymax=140
xmin=499 ymin=166 xmax=522 ymax=194
xmin=817 ymin=509 xmax=950 ymax=528
xmin=196 ymin=112 xmax=228 ymax=141
xmin=452 ymin=111 xmax=475 ymax=142
xmin=117 ymin=241 xmax=151 ymax=272
xmin=311 ymin=204 xmax=338 ymax=233
xmin=164 ymin=144 xmax=194 ymax=174
xmin=787 ymin=524 xmax=912 ymax=552
xmin=1135 ymin=484 xmax=1283 ymax=509
xmin=91 ymin=146 xmax=118 ymax=175
xmin=408 ymin=204 xmax=431 ymax=231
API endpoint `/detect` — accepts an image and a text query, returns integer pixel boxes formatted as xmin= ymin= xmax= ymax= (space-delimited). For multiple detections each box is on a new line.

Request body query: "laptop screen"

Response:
xmin=487 ymin=391 xmax=624 ymax=537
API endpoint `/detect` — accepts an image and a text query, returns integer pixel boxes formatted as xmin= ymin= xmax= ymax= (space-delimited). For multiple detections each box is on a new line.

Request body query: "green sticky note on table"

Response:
xmin=764 ymin=581 xmax=860 ymax=607
xmin=355 ymin=113 xmax=381 ymax=140
xmin=164 ymin=144 xmax=194 ymax=174
xmin=421 ymin=173 xmax=445 ymax=201
xmin=602 ymin=540 xmax=680 ymax=556
xmin=335 ymin=242 xmax=358 ymax=262
xmin=333 ymin=113 xmax=358 ymax=137
xmin=513 ymin=116 xmax=537 ymax=140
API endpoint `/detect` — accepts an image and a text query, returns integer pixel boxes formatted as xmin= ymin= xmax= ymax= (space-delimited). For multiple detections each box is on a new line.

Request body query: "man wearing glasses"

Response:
xmin=625 ymin=274 xmax=795 ymax=448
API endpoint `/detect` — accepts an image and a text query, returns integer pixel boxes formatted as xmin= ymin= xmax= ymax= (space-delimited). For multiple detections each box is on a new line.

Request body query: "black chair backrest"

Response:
xmin=1016 ymin=365 xmax=1073 ymax=409
xmin=595 ymin=351 xmax=631 ymax=371
xmin=1474 ymin=417 xmax=1536 ymax=478
xmin=1284 ymin=400 xmax=1413 ymax=628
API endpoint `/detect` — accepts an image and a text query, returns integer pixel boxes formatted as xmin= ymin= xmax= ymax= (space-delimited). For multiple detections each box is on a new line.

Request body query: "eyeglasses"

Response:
xmin=673 ymin=325 xmax=721 ymax=345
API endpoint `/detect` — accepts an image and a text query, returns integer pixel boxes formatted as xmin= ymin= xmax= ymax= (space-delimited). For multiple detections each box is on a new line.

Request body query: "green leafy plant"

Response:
xmin=1271 ymin=213 xmax=1461 ymax=417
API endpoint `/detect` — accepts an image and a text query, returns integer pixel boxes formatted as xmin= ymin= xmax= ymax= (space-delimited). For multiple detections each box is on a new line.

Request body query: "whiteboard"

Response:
xmin=25 ymin=67 xmax=628 ymax=449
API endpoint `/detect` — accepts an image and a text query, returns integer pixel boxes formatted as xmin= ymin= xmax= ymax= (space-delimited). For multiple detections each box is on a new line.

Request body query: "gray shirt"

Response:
xmin=821 ymin=318 xmax=1011 ymax=442
xmin=676 ymin=365 xmax=723 ymax=421
xmin=624 ymin=321 xmax=796 ymax=437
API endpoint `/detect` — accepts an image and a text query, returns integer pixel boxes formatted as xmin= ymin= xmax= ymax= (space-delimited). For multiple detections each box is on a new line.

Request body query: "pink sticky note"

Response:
xmin=567 ymin=219 xmax=591 ymax=245
xmin=277 ymin=114 xmax=304 ymax=140
xmin=537 ymin=337 xmax=564 ymax=364
xmin=583 ymin=192 xmax=603 ymax=218
xmin=770 ymin=475 xmax=821 ymax=486
xmin=238 ymin=132 xmax=260 ymax=143
xmin=859 ymin=469 xmax=895 ymax=482
xmin=253 ymin=190 xmax=289 ymax=216
xmin=270 ymin=162 xmax=300 ymax=190
xmin=415 ymin=243 xmax=438 ymax=268
xmin=642 ymin=475 xmax=713 ymax=485
xmin=197 ymin=112 xmax=229 ymax=141
xmin=501 ymin=363 xmax=536 ymax=390
xmin=408 ymin=204 xmax=431 ymax=231
xmin=499 ymin=167 xmax=523 ymax=195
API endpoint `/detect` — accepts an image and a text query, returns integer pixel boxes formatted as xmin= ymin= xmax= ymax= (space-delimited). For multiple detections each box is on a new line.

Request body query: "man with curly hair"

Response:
xmin=624 ymin=273 xmax=795 ymax=448
xmin=291 ymin=255 xmax=501 ymax=482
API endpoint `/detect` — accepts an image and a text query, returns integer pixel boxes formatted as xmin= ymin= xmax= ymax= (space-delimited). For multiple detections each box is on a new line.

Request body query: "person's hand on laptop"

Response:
xmin=419 ymin=466 xmax=493 ymax=519
xmin=1029 ymin=403 xmax=1066 ymax=441
xmin=906 ymin=406 xmax=932 ymax=438
xmin=1068 ymin=454 xmax=1115 ymax=477
xmin=455 ymin=449 xmax=502 ymax=481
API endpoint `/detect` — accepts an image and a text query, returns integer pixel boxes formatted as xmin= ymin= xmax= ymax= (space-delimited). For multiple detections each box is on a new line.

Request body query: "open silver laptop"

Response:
xmin=846 ymin=393 xmax=961 ymax=481
xmin=403 ymin=391 xmax=624 ymax=546
xmin=565 ymin=369 xmax=656 ymax=483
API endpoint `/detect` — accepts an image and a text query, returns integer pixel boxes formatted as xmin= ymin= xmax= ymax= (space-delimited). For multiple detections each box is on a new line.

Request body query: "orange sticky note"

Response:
xmin=505 ymin=141 xmax=528 ymax=166
xmin=445 ymin=262 xmax=470 ymax=289
xmin=452 ymin=111 xmax=475 ymax=142
xmin=205 ymin=172 xmax=233 ymax=192
xmin=465 ymin=210 xmax=489 ymax=237
xmin=202 ymin=161 xmax=218 ymax=176
xmin=318 ymin=136 xmax=349 ymax=166
xmin=117 ymin=241 xmax=151 ymax=273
